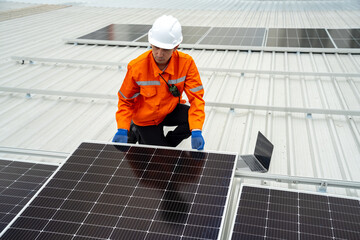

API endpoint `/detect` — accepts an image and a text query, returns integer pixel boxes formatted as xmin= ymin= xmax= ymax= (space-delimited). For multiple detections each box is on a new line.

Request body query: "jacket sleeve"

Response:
xmin=184 ymin=58 xmax=205 ymax=131
xmin=115 ymin=65 xmax=140 ymax=130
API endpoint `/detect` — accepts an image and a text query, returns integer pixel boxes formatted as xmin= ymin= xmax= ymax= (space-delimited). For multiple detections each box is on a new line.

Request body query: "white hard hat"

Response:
xmin=148 ymin=15 xmax=183 ymax=49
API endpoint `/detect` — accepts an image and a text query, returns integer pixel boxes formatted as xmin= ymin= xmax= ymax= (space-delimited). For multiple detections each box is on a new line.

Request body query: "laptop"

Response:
xmin=237 ymin=131 xmax=274 ymax=173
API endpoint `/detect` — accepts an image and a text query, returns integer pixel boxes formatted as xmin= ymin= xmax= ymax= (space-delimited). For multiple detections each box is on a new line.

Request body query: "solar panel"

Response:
xmin=266 ymin=28 xmax=335 ymax=48
xmin=230 ymin=185 xmax=360 ymax=239
xmin=78 ymin=24 xmax=151 ymax=42
xmin=327 ymin=29 xmax=360 ymax=48
xmin=0 ymin=159 xmax=58 ymax=232
xmin=75 ymin=25 xmax=360 ymax=50
xmin=199 ymin=27 xmax=265 ymax=46
xmin=0 ymin=143 xmax=237 ymax=239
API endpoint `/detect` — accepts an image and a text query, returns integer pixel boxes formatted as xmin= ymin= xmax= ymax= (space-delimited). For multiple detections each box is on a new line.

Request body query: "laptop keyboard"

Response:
xmin=242 ymin=155 xmax=264 ymax=171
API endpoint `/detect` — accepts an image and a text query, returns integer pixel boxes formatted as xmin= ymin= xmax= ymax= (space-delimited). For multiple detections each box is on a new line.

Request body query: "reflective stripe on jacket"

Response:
xmin=116 ymin=50 xmax=205 ymax=131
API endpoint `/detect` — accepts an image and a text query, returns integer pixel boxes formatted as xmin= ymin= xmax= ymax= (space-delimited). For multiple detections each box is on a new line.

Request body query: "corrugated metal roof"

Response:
xmin=0 ymin=1 xmax=359 ymax=198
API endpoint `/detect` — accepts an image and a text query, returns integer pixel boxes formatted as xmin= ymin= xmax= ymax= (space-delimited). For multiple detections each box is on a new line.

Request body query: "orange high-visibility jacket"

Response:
xmin=116 ymin=50 xmax=205 ymax=131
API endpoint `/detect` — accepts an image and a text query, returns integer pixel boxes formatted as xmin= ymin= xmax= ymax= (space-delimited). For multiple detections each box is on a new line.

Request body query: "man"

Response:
xmin=112 ymin=15 xmax=205 ymax=150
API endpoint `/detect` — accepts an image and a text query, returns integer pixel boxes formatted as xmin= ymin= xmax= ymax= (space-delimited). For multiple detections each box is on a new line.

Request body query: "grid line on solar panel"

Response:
xmin=231 ymin=185 xmax=360 ymax=240
xmin=1 ymin=143 xmax=236 ymax=240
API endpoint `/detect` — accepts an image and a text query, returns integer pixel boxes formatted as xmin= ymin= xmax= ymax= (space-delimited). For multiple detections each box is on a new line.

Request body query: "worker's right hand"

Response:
xmin=112 ymin=129 xmax=128 ymax=143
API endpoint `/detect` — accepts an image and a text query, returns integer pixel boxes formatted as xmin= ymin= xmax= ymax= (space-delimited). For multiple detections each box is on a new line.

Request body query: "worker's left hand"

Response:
xmin=191 ymin=130 xmax=205 ymax=150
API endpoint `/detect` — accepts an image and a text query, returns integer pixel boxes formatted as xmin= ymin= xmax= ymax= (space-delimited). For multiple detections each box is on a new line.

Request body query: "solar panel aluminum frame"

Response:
xmin=0 ymin=141 xmax=239 ymax=240
xmin=228 ymin=184 xmax=360 ymax=240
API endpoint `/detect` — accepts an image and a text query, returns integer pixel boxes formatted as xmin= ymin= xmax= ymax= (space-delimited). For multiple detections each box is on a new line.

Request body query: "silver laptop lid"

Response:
xmin=253 ymin=131 xmax=274 ymax=170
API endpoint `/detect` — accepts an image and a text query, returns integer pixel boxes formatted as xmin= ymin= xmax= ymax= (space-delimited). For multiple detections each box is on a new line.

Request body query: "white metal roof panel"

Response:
xmin=0 ymin=1 xmax=359 ymax=198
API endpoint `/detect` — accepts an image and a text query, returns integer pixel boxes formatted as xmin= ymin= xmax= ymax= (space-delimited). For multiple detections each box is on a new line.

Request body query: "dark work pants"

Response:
xmin=135 ymin=104 xmax=191 ymax=147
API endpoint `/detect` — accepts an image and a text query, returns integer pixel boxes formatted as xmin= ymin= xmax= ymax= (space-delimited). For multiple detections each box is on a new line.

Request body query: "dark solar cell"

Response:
xmin=97 ymin=193 xmax=129 ymax=205
xmin=85 ymin=213 xmax=118 ymax=226
xmin=76 ymin=224 xmax=112 ymax=238
xmin=0 ymin=143 xmax=236 ymax=239
xmin=52 ymin=209 xmax=87 ymax=223
xmin=53 ymin=170 xmax=83 ymax=181
xmin=67 ymin=190 xmax=99 ymax=202
xmin=233 ymin=223 xmax=266 ymax=236
xmin=300 ymin=207 xmax=330 ymax=218
xmin=299 ymin=192 xmax=327 ymax=202
xmin=9 ymin=161 xmax=35 ymax=168
xmin=190 ymin=204 xmax=224 ymax=216
xmin=239 ymin=199 xmax=268 ymax=210
xmin=78 ymin=142 xmax=104 ymax=150
xmin=30 ymin=196 xmax=63 ymax=208
xmin=208 ymin=152 xmax=237 ymax=161
xmin=22 ymin=206 xmax=57 ymax=219
xmin=154 ymin=148 xmax=182 ymax=157
xmin=268 ymin=203 xmax=298 ymax=214
xmin=91 ymin=203 xmax=125 ymax=216
xmin=103 ymin=144 xmax=130 ymax=152
xmin=299 ymin=223 xmax=332 ymax=237
xmin=268 ymin=210 xmax=299 ymax=222
xmin=240 ymin=192 xmax=268 ymax=202
xmin=46 ymin=179 xmax=77 ymax=189
xmin=60 ymin=162 xmax=89 ymax=172
xmin=66 ymin=155 xmax=94 ymax=165
xmin=300 ymin=199 xmax=330 ymax=210
xmin=267 ymin=219 xmax=298 ymax=232
xmin=111 ymin=228 xmax=146 ymax=239
xmin=72 ymin=148 xmax=99 ymax=157
xmin=61 ymin=200 xmax=93 ymax=212
xmin=300 ymin=215 xmax=332 ymax=228
xmin=328 ymin=195 xmax=360 ymax=206
xmin=266 ymin=228 xmax=298 ymax=239
xmin=333 ymin=229 xmax=360 ymax=240
xmin=231 ymin=186 xmax=360 ymax=239
xmin=98 ymin=150 xmax=127 ymax=159
xmin=1 ymin=167 xmax=28 ymax=175
xmin=197 ymin=185 xmax=229 ymax=196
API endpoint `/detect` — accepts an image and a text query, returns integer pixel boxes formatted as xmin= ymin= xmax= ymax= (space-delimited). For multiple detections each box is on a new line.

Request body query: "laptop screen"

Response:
xmin=254 ymin=131 xmax=274 ymax=170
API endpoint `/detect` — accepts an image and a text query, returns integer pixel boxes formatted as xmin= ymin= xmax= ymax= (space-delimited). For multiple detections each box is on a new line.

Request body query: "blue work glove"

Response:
xmin=191 ymin=130 xmax=205 ymax=150
xmin=112 ymin=129 xmax=128 ymax=143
